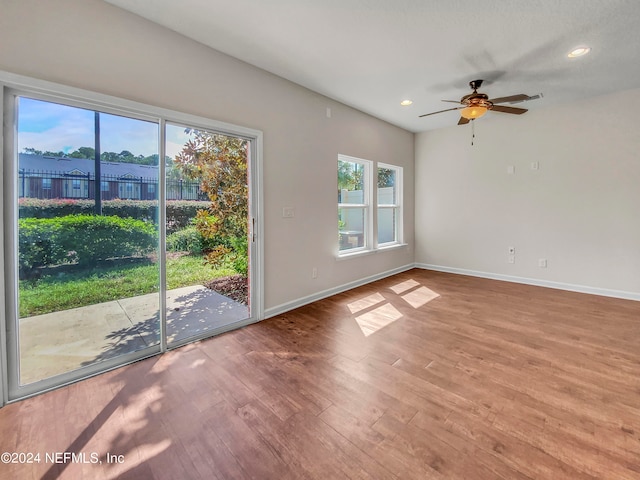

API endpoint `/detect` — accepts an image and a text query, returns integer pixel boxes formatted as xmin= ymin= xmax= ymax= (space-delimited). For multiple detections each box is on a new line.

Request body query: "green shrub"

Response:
xmin=165 ymin=201 xmax=210 ymax=233
xmin=19 ymin=215 xmax=157 ymax=275
xmin=19 ymin=198 xmax=95 ymax=218
xmin=230 ymin=236 xmax=249 ymax=277
xmin=202 ymin=234 xmax=248 ymax=277
xmin=18 ymin=219 xmax=67 ymax=273
xmin=18 ymin=198 xmax=210 ymax=233
xmin=104 ymin=200 xmax=158 ymax=224
xmin=167 ymin=226 xmax=210 ymax=254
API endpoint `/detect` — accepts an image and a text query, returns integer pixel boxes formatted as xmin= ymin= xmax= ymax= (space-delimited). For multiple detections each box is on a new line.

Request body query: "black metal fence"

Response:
xmin=18 ymin=169 xmax=206 ymax=201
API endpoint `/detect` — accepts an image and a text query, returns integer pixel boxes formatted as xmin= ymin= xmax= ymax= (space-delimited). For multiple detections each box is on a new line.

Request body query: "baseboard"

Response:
xmin=416 ymin=263 xmax=640 ymax=302
xmin=264 ymin=264 xmax=415 ymax=319
xmin=264 ymin=262 xmax=639 ymax=321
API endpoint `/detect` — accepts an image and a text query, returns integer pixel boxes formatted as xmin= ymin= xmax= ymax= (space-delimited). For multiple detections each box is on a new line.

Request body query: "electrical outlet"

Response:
xmin=312 ymin=267 xmax=318 ymax=279
xmin=508 ymin=255 xmax=515 ymax=264
xmin=538 ymin=259 xmax=547 ymax=268
xmin=282 ymin=207 xmax=294 ymax=218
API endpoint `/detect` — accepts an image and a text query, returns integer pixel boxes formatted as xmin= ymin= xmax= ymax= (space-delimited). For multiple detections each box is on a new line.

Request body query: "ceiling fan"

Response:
xmin=419 ymin=79 xmax=539 ymax=125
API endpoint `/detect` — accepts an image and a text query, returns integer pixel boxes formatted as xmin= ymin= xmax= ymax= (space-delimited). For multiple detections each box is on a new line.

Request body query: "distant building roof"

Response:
xmin=19 ymin=153 xmax=159 ymax=180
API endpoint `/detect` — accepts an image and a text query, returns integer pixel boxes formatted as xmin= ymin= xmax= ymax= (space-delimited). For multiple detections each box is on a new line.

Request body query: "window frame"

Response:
xmin=337 ymin=155 xmax=404 ymax=258
xmin=376 ymin=162 xmax=403 ymax=248
xmin=338 ymin=154 xmax=373 ymax=255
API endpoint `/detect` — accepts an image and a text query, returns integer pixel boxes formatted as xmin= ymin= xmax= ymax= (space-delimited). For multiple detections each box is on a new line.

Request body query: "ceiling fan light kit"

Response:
xmin=460 ymin=105 xmax=488 ymax=120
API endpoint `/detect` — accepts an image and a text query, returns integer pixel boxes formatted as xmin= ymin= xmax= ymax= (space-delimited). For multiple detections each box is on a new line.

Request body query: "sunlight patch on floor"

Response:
xmin=347 ymin=292 xmax=386 ymax=314
xmin=401 ymin=286 xmax=440 ymax=309
xmin=349 ymin=280 xmax=440 ymax=336
xmin=389 ymin=279 xmax=421 ymax=294
xmin=355 ymin=303 xmax=402 ymax=337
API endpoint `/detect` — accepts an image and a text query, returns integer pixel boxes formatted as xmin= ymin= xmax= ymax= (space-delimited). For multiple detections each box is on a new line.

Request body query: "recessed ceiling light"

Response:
xmin=400 ymin=99 xmax=413 ymax=106
xmin=567 ymin=46 xmax=591 ymax=58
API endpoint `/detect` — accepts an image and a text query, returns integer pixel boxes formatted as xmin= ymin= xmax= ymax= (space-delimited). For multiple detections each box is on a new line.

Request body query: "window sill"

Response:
xmin=377 ymin=242 xmax=408 ymax=252
xmin=336 ymin=249 xmax=376 ymax=261
xmin=336 ymin=242 xmax=407 ymax=261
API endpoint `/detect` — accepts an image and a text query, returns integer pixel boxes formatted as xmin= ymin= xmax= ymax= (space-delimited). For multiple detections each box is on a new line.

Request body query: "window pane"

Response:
xmin=339 ymin=207 xmax=365 ymax=251
xmin=15 ymin=95 xmax=160 ymax=386
xmin=164 ymin=124 xmax=250 ymax=345
xmin=338 ymin=159 xmax=365 ymax=204
xmin=378 ymin=167 xmax=396 ymax=205
xmin=378 ymin=207 xmax=396 ymax=244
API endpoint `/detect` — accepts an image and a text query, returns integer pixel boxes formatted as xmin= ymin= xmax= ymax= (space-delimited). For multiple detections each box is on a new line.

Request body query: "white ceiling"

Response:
xmin=104 ymin=0 xmax=640 ymax=132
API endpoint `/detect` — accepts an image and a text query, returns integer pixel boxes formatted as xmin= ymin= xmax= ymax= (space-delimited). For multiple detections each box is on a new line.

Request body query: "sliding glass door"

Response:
xmin=2 ymin=82 xmax=259 ymax=402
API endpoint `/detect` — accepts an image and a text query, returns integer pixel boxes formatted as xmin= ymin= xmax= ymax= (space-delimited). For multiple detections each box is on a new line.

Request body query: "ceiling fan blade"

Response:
xmin=441 ymin=100 xmax=461 ymax=103
xmin=509 ymin=93 xmax=543 ymax=104
xmin=488 ymin=94 xmax=530 ymax=104
xmin=419 ymin=107 xmax=462 ymax=118
xmin=458 ymin=117 xmax=470 ymax=125
xmin=491 ymin=105 xmax=528 ymax=115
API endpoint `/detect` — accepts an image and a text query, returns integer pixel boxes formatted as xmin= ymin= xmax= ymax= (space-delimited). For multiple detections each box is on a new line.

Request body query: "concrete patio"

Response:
xmin=18 ymin=285 xmax=249 ymax=384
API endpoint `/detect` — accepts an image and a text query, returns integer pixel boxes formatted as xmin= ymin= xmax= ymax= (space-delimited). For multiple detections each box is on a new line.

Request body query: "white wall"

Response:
xmin=415 ymin=88 xmax=640 ymax=297
xmin=0 ymin=0 xmax=415 ymax=314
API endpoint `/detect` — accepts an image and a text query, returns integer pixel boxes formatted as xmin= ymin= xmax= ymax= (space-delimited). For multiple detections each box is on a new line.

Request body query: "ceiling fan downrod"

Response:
xmin=469 ymin=79 xmax=483 ymax=91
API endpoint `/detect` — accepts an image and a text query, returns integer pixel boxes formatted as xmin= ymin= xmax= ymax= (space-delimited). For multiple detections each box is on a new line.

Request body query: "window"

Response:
xmin=338 ymin=155 xmax=371 ymax=252
xmin=101 ymin=181 xmax=109 ymax=192
xmin=119 ymin=181 xmax=136 ymax=199
xmin=147 ymin=183 xmax=155 ymax=194
xmin=377 ymin=163 xmax=402 ymax=246
xmin=337 ymin=155 xmax=403 ymax=255
xmin=42 ymin=177 xmax=52 ymax=189
xmin=72 ymin=179 xmax=81 ymax=190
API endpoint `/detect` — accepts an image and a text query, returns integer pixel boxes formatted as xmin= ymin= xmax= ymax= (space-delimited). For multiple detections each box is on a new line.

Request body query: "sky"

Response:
xmin=17 ymin=96 xmax=191 ymax=160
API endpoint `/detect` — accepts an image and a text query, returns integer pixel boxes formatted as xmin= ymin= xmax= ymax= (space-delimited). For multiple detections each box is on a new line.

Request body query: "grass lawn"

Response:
xmin=19 ymin=254 xmax=236 ymax=317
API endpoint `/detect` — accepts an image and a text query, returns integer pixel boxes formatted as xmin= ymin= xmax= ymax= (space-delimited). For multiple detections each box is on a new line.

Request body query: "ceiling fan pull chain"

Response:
xmin=471 ymin=119 xmax=475 ymax=146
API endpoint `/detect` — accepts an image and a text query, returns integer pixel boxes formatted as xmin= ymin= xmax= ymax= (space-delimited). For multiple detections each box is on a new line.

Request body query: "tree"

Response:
xmin=118 ymin=150 xmax=134 ymax=163
xmin=338 ymin=160 xmax=363 ymax=191
xmin=100 ymin=151 xmax=119 ymax=162
xmin=22 ymin=147 xmax=43 ymax=155
xmin=174 ymin=130 xmax=249 ymax=275
xmin=377 ymin=167 xmax=395 ymax=188
xmin=23 ymin=149 xmax=66 ymax=157
xmin=68 ymin=146 xmax=95 ymax=159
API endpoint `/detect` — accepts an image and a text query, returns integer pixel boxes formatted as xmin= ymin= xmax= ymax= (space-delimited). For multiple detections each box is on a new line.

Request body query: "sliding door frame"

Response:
xmin=0 ymin=70 xmax=264 ymax=406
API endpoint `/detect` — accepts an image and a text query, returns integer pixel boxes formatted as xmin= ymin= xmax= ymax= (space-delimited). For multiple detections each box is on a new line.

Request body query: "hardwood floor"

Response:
xmin=1 ymin=269 xmax=639 ymax=479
